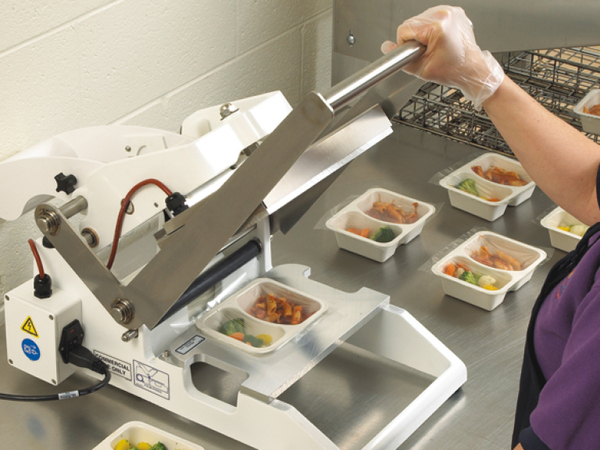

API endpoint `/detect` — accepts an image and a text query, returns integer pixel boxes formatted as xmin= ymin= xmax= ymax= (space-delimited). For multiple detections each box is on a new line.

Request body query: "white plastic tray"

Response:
xmin=433 ymin=231 xmax=546 ymax=310
xmin=574 ymin=89 xmax=600 ymax=135
xmin=540 ymin=206 xmax=587 ymax=252
xmin=196 ymin=278 xmax=328 ymax=355
xmin=93 ymin=421 xmax=204 ymax=450
xmin=439 ymin=153 xmax=535 ymax=221
xmin=326 ymin=187 xmax=435 ymax=262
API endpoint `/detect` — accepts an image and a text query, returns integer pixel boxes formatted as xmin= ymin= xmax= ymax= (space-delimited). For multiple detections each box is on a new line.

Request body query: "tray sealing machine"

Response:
xmin=0 ymin=42 xmax=466 ymax=450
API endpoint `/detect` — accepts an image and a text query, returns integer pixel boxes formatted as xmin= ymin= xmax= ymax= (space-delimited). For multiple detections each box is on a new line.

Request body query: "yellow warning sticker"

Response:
xmin=21 ymin=316 xmax=39 ymax=338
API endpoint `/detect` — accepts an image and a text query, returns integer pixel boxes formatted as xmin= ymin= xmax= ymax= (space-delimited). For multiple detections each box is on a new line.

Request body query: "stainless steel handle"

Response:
xmin=323 ymin=41 xmax=425 ymax=112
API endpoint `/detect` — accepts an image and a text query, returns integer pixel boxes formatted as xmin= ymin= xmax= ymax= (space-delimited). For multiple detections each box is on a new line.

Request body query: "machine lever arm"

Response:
xmin=36 ymin=42 xmax=425 ymax=330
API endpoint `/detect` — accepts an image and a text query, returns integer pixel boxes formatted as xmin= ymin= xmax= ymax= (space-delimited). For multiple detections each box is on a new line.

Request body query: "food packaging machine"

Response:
xmin=0 ymin=35 xmax=468 ymax=450
xmin=0 ymin=40 xmax=466 ymax=449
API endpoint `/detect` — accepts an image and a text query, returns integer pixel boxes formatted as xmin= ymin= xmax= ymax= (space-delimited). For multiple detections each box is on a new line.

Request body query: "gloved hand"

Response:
xmin=382 ymin=5 xmax=504 ymax=110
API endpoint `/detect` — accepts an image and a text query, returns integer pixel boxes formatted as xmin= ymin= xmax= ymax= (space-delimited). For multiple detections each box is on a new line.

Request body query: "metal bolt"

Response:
xmin=122 ymin=329 xmax=139 ymax=342
xmin=220 ymin=102 xmax=239 ymax=119
xmin=37 ymin=210 xmax=61 ymax=235
xmin=5 ymin=296 xmax=9 ymax=301
xmin=111 ymin=298 xmax=135 ymax=324
xmin=49 ymin=315 xmax=54 ymax=320
xmin=125 ymin=146 xmax=132 ymax=152
xmin=347 ymin=31 xmax=355 ymax=46
xmin=81 ymin=228 xmax=99 ymax=248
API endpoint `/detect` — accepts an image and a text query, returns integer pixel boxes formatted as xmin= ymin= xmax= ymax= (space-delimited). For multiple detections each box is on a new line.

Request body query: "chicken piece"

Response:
xmin=496 ymin=250 xmax=522 ymax=271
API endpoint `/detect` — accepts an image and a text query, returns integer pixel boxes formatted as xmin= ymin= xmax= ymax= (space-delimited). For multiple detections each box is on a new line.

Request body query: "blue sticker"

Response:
xmin=22 ymin=338 xmax=41 ymax=361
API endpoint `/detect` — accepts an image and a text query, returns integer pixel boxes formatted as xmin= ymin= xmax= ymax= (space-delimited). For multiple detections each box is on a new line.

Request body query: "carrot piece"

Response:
xmin=360 ymin=228 xmax=370 ymax=237
xmin=444 ymin=263 xmax=456 ymax=277
xmin=347 ymin=227 xmax=361 ymax=235
xmin=229 ymin=332 xmax=245 ymax=341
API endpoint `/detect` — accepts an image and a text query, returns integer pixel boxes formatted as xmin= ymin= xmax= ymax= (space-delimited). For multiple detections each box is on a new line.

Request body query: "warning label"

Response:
xmin=21 ymin=317 xmax=39 ymax=338
xmin=93 ymin=351 xmax=132 ymax=381
xmin=133 ymin=360 xmax=170 ymax=400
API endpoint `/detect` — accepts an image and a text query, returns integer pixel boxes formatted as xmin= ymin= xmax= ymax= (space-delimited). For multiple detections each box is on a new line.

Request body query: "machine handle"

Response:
xmin=322 ymin=41 xmax=425 ymax=112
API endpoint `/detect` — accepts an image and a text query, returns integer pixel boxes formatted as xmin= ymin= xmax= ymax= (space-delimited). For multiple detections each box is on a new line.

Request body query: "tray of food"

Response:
xmin=574 ymin=89 xmax=600 ymax=135
xmin=196 ymin=278 xmax=327 ymax=354
xmin=93 ymin=421 xmax=203 ymax=450
xmin=325 ymin=187 xmax=435 ymax=262
xmin=433 ymin=231 xmax=546 ymax=310
xmin=438 ymin=153 xmax=535 ymax=221
xmin=540 ymin=206 xmax=589 ymax=252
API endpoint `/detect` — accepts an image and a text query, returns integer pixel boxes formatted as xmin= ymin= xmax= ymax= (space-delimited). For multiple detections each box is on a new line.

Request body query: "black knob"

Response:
xmin=54 ymin=172 xmax=78 ymax=195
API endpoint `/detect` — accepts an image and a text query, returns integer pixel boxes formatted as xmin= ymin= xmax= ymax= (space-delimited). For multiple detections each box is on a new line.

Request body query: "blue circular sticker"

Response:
xmin=22 ymin=338 xmax=41 ymax=361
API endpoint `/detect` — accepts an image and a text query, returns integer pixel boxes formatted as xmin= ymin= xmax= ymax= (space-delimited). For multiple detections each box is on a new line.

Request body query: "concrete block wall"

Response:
xmin=0 ymin=0 xmax=333 ymax=305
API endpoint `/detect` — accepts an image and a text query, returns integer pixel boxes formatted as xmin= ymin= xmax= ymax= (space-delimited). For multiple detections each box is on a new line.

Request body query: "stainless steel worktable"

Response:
xmin=0 ymin=124 xmax=559 ymax=449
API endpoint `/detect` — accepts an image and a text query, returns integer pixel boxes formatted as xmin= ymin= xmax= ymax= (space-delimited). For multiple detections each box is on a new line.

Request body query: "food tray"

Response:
xmin=439 ymin=153 xmax=535 ymax=221
xmin=325 ymin=187 xmax=435 ymax=262
xmin=196 ymin=278 xmax=328 ymax=355
xmin=433 ymin=231 xmax=546 ymax=310
xmin=540 ymin=206 xmax=587 ymax=253
xmin=574 ymin=89 xmax=600 ymax=135
xmin=93 ymin=421 xmax=203 ymax=450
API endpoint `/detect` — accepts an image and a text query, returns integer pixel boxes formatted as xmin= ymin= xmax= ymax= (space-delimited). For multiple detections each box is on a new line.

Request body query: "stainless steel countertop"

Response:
xmin=0 ymin=124 xmax=559 ymax=449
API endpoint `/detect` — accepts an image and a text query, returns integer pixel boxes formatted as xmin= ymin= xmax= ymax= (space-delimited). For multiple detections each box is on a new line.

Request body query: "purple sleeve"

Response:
xmin=530 ymin=281 xmax=600 ymax=449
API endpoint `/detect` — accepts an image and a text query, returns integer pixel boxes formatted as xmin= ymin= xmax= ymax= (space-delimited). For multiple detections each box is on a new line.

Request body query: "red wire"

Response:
xmin=106 ymin=179 xmax=173 ymax=270
xmin=28 ymin=239 xmax=45 ymax=279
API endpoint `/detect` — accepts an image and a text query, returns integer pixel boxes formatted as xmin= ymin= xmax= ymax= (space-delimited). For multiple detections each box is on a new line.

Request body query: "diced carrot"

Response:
xmin=229 ymin=332 xmax=245 ymax=341
xmin=347 ymin=227 xmax=361 ymax=235
xmin=444 ymin=263 xmax=456 ymax=277
xmin=360 ymin=228 xmax=370 ymax=237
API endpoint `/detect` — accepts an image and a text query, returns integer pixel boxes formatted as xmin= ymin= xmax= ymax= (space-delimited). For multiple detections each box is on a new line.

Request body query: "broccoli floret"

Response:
xmin=220 ymin=318 xmax=245 ymax=336
xmin=244 ymin=335 xmax=264 ymax=348
xmin=459 ymin=270 xmax=478 ymax=285
xmin=149 ymin=443 xmax=167 ymax=450
xmin=456 ymin=178 xmax=479 ymax=197
xmin=371 ymin=226 xmax=396 ymax=243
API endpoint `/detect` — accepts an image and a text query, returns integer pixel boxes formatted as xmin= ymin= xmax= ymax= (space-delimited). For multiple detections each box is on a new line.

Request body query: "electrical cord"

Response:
xmin=106 ymin=178 xmax=173 ymax=269
xmin=0 ymin=344 xmax=111 ymax=402
xmin=28 ymin=238 xmax=45 ymax=278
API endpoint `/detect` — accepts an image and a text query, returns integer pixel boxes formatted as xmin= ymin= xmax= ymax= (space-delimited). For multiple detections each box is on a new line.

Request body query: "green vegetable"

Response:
xmin=371 ymin=226 xmax=396 ymax=243
xmin=459 ymin=270 xmax=478 ymax=285
xmin=220 ymin=318 xmax=245 ymax=336
xmin=244 ymin=335 xmax=264 ymax=348
xmin=149 ymin=444 xmax=167 ymax=450
xmin=456 ymin=178 xmax=479 ymax=197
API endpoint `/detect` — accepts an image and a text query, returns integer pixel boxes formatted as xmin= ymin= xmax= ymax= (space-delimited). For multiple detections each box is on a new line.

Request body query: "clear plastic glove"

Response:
xmin=381 ymin=5 xmax=504 ymax=110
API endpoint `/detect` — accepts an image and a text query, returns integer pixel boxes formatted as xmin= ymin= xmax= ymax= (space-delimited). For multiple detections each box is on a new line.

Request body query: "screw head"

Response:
xmin=111 ymin=298 xmax=134 ymax=324
xmin=346 ymin=31 xmax=355 ymax=46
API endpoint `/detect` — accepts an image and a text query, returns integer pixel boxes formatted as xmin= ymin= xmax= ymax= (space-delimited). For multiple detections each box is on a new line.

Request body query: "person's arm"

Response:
xmin=483 ymin=77 xmax=600 ymax=225
xmin=384 ymin=5 xmax=600 ymax=225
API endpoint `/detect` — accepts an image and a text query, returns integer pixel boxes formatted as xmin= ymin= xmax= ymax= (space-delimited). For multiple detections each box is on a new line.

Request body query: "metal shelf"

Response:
xmin=394 ymin=47 xmax=600 ymax=155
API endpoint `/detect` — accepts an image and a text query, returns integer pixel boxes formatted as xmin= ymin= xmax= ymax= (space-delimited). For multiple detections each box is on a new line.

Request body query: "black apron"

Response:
xmin=512 ymin=221 xmax=600 ymax=447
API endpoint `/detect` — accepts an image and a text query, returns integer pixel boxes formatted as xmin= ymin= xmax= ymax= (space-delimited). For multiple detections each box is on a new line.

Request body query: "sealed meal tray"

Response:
xmin=93 ymin=421 xmax=204 ymax=450
xmin=439 ymin=153 xmax=535 ymax=221
xmin=541 ymin=206 xmax=590 ymax=253
xmin=433 ymin=231 xmax=546 ymax=310
xmin=326 ymin=187 xmax=435 ymax=262
xmin=196 ymin=278 xmax=327 ymax=355
xmin=574 ymin=89 xmax=600 ymax=135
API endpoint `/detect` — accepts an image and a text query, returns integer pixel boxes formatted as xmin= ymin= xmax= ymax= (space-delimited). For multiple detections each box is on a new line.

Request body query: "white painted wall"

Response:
xmin=0 ymin=0 xmax=333 ymax=303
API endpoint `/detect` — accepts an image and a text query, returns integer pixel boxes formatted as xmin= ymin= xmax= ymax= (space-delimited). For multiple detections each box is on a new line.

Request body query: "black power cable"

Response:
xmin=0 ymin=320 xmax=111 ymax=402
